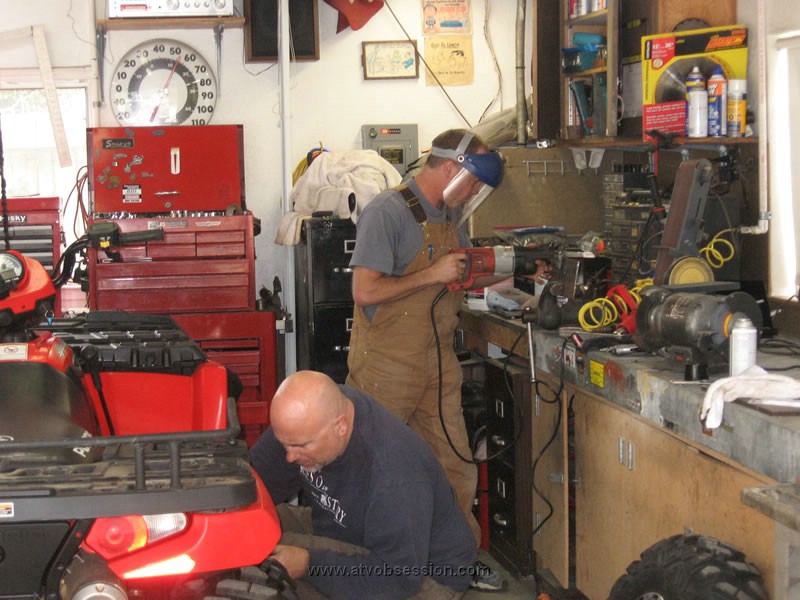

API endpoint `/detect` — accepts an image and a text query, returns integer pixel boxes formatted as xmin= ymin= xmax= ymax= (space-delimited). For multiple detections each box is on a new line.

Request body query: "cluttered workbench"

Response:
xmin=459 ymin=305 xmax=800 ymax=600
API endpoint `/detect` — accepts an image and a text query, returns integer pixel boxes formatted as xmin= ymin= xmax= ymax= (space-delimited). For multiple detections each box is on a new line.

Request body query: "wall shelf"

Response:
xmin=561 ymin=135 xmax=759 ymax=153
xmin=97 ymin=17 xmax=245 ymax=30
xmin=560 ymin=0 xmax=619 ymax=140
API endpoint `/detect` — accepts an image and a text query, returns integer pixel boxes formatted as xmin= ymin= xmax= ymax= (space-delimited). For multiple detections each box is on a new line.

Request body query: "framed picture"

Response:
xmin=361 ymin=40 xmax=419 ymax=80
xmin=244 ymin=0 xmax=319 ymax=62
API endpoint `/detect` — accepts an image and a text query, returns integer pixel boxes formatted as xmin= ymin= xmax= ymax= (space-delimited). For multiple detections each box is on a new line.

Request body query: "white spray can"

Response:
xmin=729 ymin=316 xmax=757 ymax=376
xmin=686 ymin=67 xmax=708 ymax=138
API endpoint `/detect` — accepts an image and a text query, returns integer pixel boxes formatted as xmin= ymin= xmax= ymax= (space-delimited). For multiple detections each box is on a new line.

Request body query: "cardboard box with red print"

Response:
xmin=641 ymin=25 xmax=748 ymax=142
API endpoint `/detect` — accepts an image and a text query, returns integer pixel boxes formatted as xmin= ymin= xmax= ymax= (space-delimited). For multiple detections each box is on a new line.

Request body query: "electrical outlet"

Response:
xmin=564 ymin=346 xmax=577 ymax=370
xmin=718 ymin=152 xmax=738 ymax=185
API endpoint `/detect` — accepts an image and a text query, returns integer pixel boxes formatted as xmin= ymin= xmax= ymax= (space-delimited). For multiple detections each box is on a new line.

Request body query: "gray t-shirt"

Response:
xmin=349 ymin=178 xmax=471 ymax=277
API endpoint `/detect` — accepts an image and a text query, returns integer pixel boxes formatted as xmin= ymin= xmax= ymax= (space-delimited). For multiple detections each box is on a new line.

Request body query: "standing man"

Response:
xmin=250 ymin=370 xmax=477 ymax=599
xmin=346 ymin=129 xmax=509 ymax=591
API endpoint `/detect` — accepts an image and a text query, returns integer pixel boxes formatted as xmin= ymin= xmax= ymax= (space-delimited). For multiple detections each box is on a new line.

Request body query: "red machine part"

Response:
xmin=87 ymin=125 xmax=245 ymax=215
xmin=0 ymin=250 xmax=56 ymax=319
xmin=606 ymin=284 xmax=639 ymax=334
xmin=0 ymin=198 xmax=67 ymax=314
xmin=83 ymin=363 xmax=229 ymax=436
xmin=87 ymin=476 xmax=279 ymax=580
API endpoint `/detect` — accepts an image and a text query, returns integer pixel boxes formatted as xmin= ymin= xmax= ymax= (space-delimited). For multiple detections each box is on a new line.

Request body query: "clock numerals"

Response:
xmin=110 ymin=39 xmax=218 ymax=127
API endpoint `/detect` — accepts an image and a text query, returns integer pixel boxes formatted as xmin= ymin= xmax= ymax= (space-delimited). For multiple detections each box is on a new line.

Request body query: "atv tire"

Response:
xmin=205 ymin=561 xmax=299 ymax=600
xmin=608 ymin=533 xmax=768 ymax=600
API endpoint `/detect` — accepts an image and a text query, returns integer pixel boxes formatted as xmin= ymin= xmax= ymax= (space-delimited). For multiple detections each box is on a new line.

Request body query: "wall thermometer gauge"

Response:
xmin=110 ymin=39 xmax=218 ymax=126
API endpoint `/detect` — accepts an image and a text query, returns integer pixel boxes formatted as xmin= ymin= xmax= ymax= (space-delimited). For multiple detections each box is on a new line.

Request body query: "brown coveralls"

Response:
xmin=346 ymin=193 xmax=481 ymax=545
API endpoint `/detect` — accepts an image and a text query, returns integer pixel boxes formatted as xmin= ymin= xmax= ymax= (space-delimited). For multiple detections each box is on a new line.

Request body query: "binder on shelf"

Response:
xmin=569 ymin=80 xmax=593 ymax=136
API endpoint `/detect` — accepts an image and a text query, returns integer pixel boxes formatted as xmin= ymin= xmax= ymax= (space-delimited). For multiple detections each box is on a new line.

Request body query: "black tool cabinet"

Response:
xmin=294 ymin=217 xmax=356 ymax=383
xmin=485 ymin=358 xmax=533 ymax=576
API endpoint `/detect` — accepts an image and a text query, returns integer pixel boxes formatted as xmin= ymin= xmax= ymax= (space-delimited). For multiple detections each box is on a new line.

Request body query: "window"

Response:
xmin=0 ymin=88 xmax=86 ymax=196
xmin=0 ymin=66 xmax=94 ymax=241
xmin=768 ymin=32 xmax=800 ymax=298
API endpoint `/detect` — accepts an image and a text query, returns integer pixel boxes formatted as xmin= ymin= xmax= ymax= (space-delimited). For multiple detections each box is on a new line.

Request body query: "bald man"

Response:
xmin=250 ymin=371 xmax=476 ymax=600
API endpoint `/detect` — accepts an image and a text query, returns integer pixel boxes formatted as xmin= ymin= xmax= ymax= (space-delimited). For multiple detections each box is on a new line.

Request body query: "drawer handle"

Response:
xmin=332 ymin=267 xmax=354 ymax=274
xmin=491 ymin=435 xmax=507 ymax=448
xmin=334 ymin=345 xmax=350 ymax=352
xmin=492 ymin=514 xmax=508 ymax=527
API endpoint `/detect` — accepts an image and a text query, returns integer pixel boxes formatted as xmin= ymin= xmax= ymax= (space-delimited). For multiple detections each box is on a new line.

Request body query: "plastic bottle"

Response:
xmin=727 ymin=79 xmax=747 ymax=138
xmin=707 ymin=65 xmax=728 ymax=137
xmin=686 ymin=67 xmax=707 ymax=138
xmin=577 ymin=231 xmax=605 ymax=254
xmin=729 ymin=316 xmax=757 ymax=377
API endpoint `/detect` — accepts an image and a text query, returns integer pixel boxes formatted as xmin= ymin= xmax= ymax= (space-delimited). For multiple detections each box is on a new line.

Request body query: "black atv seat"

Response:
xmin=41 ymin=311 xmax=207 ymax=375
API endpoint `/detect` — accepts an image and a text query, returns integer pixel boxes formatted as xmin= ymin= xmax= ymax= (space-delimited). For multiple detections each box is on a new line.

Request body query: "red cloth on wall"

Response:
xmin=323 ymin=0 xmax=385 ymax=32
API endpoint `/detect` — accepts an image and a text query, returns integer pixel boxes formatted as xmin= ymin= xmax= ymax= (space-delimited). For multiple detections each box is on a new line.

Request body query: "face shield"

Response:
xmin=430 ymin=132 xmax=504 ymax=226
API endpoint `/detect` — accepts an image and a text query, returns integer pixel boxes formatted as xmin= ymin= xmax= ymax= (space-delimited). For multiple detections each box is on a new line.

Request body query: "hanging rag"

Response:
xmin=700 ymin=365 xmax=800 ymax=429
xmin=275 ymin=149 xmax=401 ymax=245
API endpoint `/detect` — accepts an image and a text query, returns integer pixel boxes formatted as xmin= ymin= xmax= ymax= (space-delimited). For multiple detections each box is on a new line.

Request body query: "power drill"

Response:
xmin=446 ymin=246 xmax=556 ymax=291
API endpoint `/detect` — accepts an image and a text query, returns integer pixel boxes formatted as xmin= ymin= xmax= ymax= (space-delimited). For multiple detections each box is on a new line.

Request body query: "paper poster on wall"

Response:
xmin=422 ymin=0 xmax=472 ymax=35
xmin=424 ymin=36 xmax=473 ymax=86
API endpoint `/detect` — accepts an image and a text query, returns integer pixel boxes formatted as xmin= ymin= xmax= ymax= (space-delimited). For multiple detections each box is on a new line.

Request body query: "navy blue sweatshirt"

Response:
xmin=250 ymin=384 xmax=475 ymax=599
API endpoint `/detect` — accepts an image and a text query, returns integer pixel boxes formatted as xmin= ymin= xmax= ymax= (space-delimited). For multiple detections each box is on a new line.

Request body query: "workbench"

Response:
xmin=459 ymin=307 xmax=800 ymax=600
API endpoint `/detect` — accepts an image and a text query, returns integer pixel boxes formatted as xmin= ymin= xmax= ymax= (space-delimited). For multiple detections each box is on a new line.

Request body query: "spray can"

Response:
xmin=707 ymin=65 xmax=728 ymax=137
xmin=729 ymin=316 xmax=757 ymax=376
xmin=727 ymin=79 xmax=747 ymax=138
xmin=686 ymin=67 xmax=707 ymax=138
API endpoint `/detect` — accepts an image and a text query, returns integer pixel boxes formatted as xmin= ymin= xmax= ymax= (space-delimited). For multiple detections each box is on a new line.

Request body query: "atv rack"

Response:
xmin=0 ymin=398 xmax=258 ymax=521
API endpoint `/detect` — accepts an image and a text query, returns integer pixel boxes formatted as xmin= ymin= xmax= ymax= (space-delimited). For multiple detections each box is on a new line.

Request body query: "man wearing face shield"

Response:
xmin=346 ymin=129 xmax=508 ymax=591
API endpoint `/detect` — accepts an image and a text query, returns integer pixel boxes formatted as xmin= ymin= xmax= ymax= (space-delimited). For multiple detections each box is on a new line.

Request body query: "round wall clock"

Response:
xmin=110 ymin=39 xmax=218 ymax=126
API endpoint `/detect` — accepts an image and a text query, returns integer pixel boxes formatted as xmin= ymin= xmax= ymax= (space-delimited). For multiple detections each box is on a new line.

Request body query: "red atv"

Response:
xmin=0 ymin=223 xmax=294 ymax=599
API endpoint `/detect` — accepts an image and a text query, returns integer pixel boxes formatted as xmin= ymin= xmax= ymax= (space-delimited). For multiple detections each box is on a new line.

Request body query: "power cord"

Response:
xmin=530 ymin=338 xmax=570 ymax=540
xmin=431 ymin=287 xmax=523 ymax=465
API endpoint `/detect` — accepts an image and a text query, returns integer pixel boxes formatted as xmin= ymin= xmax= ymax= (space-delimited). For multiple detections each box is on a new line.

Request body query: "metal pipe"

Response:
xmin=741 ymin=0 xmax=771 ymax=235
xmin=515 ymin=0 xmax=528 ymax=145
xmin=279 ymin=0 xmax=297 ymax=374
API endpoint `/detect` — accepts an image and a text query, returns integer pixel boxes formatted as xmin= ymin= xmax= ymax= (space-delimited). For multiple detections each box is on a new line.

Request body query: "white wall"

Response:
xmin=0 ymin=0 xmax=533 ymax=305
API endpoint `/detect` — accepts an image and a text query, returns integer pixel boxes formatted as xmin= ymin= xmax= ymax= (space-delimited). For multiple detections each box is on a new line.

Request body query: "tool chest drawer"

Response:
xmin=172 ymin=311 xmax=278 ymax=447
xmin=88 ymin=213 xmax=256 ymax=313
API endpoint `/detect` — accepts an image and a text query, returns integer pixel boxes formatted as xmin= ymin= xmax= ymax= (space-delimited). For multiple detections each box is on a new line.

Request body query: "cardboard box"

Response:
xmin=641 ymin=25 xmax=748 ymax=143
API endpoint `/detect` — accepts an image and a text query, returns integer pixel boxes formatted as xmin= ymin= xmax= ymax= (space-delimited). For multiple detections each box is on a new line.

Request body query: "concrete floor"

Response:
xmin=464 ymin=551 xmax=538 ymax=599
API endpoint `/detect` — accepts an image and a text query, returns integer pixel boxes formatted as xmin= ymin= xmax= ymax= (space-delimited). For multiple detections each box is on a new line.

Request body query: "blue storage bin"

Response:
xmin=561 ymin=47 xmax=598 ymax=73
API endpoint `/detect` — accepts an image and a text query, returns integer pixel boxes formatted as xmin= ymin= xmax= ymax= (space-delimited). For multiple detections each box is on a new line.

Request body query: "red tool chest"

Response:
xmin=173 ymin=311 xmax=278 ymax=448
xmin=1 ymin=197 xmax=61 ymax=272
xmin=0 ymin=197 xmax=75 ymax=314
xmin=88 ymin=213 xmax=256 ymax=313
xmin=87 ymin=125 xmax=245 ymax=215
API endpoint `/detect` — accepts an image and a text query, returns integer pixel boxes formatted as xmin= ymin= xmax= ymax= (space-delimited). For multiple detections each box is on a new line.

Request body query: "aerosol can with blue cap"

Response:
xmin=708 ymin=65 xmax=728 ymax=137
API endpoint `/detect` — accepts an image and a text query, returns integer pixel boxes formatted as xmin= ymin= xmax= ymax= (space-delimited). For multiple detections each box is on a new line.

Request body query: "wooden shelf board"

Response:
xmin=567 ymin=9 xmax=609 ymax=26
xmin=98 ymin=17 xmax=245 ymax=30
xmin=558 ymin=135 xmax=759 ymax=151
xmin=563 ymin=65 xmax=608 ymax=77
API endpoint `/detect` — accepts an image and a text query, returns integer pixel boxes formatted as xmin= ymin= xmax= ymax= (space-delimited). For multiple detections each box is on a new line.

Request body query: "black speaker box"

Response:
xmin=244 ymin=0 xmax=319 ymax=62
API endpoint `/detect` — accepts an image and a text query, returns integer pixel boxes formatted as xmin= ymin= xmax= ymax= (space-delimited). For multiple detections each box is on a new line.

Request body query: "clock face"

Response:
xmin=110 ymin=39 xmax=218 ymax=126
